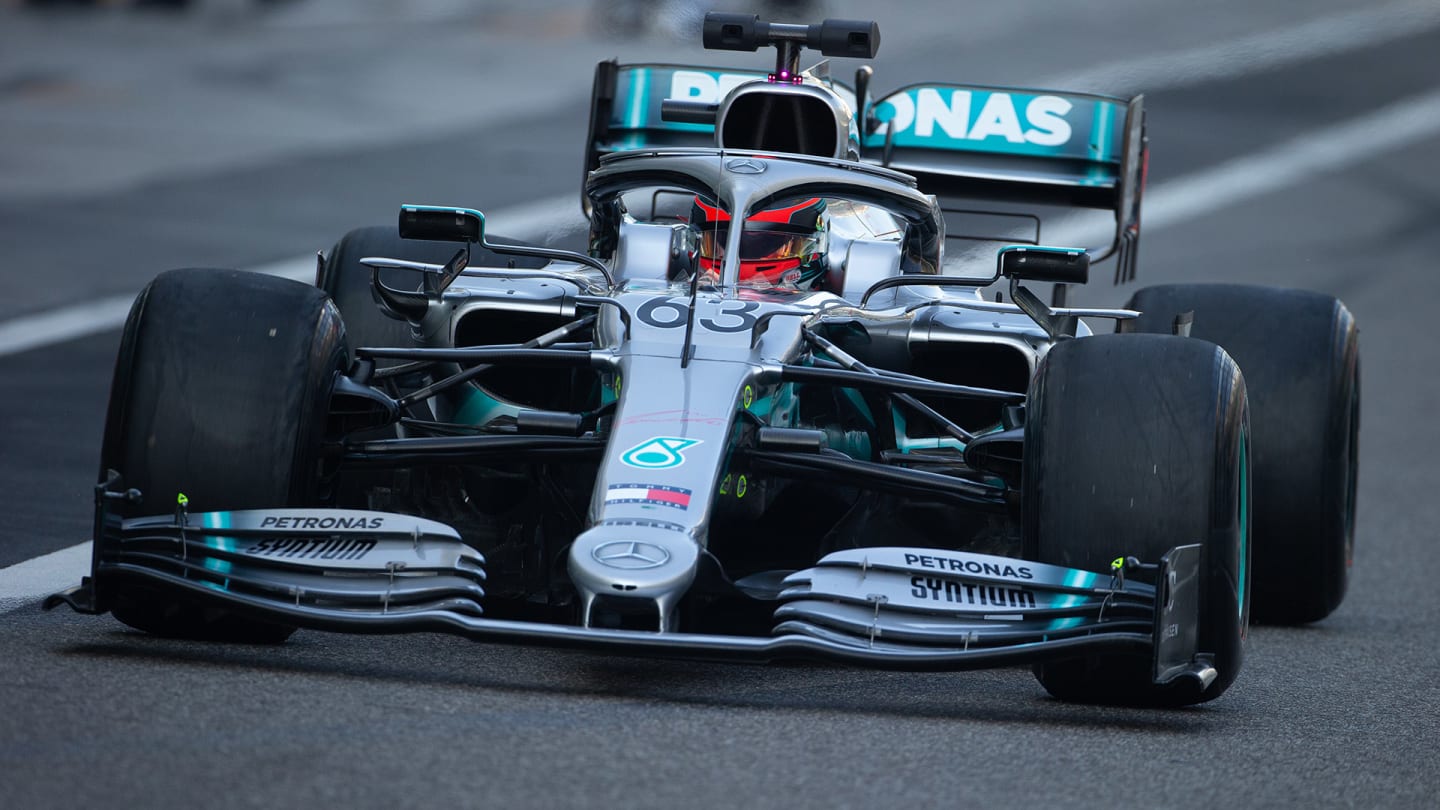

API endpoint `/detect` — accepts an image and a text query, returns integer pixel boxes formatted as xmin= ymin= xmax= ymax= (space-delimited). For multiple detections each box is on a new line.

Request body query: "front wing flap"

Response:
xmin=777 ymin=544 xmax=1212 ymax=687
xmin=63 ymin=508 xmax=1208 ymax=684
xmin=88 ymin=508 xmax=487 ymax=617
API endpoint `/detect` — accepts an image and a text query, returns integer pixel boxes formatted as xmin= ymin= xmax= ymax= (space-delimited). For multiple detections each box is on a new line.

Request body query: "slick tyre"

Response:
xmin=1125 ymin=284 xmax=1359 ymax=624
xmin=97 ymin=268 xmax=348 ymax=642
xmin=1024 ymin=334 xmax=1250 ymax=707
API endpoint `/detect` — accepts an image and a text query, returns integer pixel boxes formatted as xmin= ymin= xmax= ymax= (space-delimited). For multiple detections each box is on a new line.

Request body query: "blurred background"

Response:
xmin=3 ymin=2 xmax=1440 ymax=808
xmin=5 ymin=0 xmax=1431 ymax=314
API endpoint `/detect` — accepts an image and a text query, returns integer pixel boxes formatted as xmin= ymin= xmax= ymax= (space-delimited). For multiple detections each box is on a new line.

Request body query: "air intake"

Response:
xmin=717 ymin=83 xmax=849 ymax=159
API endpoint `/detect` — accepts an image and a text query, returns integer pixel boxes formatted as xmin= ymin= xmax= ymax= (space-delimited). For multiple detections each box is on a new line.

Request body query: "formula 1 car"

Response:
xmin=49 ymin=13 xmax=1359 ymax=707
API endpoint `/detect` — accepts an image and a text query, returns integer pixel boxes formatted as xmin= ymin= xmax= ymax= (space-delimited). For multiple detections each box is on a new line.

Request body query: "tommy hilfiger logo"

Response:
xmin=604 ymin=484 xmax=693 ymax=510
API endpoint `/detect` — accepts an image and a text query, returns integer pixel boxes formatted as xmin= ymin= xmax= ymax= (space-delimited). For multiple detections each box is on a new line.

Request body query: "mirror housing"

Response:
xmin=996 ymin=245 xmax=1090 ymax=285
xmin=399 ymin=205 xmax=484 ymax=243
xmin=396 ymin=202 xmax=616 ymax=284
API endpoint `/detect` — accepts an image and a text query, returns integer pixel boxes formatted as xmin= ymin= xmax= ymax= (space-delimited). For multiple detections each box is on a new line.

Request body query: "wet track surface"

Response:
xmin=2 ymin=1 xmax=1439 ymax=807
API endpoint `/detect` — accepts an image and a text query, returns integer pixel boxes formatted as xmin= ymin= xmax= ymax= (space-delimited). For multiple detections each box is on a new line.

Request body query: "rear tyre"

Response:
xmin=1124 ymin=284 xmax=1358 ymax=624
xmin=319 ymin=226 xmax=454 ymax=359
xmin=97 ymin=268 xmax=347 ymax=642
xmin=319 ymin=225 xmax=552 ymax=357
xmin=1024 ymin=334 xmax=1250 ymax=706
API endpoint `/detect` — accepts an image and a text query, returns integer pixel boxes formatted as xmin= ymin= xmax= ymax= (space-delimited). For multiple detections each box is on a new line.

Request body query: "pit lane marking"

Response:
xmin=0 ymin=542 xmax=90 ymax=614
xmin=1139 ymin=86 xmax=1440 ymax=232
xmin=1048 ymin=0 xmax=1440 ymax=94
xmin=0 ymin=193 xmax=584 ymax=359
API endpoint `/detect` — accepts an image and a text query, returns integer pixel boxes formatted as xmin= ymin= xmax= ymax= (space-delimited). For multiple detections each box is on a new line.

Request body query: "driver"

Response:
xmin=691 ymin=197 xmax=829 ymax=289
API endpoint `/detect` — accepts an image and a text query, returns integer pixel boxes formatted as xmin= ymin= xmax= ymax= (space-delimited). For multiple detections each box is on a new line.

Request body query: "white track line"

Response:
xmin=0 ymin=543 xmax=92 ymax=614
xmin=0 ymin=194 xmax=586 ymax=359
xmin=1053 ymin=0 xmax=1440 ymax=93
xmin=6 ymin=85 xmax=1440 ymax=613
xmin=1143 ymin=86 xmax=1440 ymax=231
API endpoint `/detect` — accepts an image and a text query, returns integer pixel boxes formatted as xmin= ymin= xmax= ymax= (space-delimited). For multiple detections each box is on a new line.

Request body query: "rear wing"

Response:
xmin=860 ymin=84 xmax=1146 ymax=282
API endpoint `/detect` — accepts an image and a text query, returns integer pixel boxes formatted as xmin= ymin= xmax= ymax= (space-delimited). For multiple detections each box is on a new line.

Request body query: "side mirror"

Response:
xmin=996 ymin=245 xmax=1089 ymax=285
xmin=399 ymin=205 xmax=484 ymax=243
xmin=397 ymin=202 xmax=615 ymax=285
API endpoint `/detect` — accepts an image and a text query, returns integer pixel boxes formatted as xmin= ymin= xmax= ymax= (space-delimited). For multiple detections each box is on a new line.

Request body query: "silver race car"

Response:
xmin=50 ymin=13 xmax=1360 ymax=707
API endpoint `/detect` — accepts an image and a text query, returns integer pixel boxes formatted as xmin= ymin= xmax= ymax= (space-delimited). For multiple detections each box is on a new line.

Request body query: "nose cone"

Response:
xmin=568 ymin=524 xmax=701 ymax=628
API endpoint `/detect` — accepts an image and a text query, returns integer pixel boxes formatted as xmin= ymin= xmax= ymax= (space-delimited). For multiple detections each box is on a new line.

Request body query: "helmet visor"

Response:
xmin=699 ymin=228 xmax=817 ymax=262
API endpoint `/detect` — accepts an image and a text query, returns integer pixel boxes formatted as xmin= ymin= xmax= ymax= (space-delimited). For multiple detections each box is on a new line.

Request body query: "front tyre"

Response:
xmin=1023 ymin=334 xmax=1250 ymax=706
xmin=96 ymin=268 xmax=347 ymax=642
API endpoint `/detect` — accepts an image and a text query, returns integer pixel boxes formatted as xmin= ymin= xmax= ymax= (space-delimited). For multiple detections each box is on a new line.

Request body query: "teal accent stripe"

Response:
xmin=895 ymin=436 xmax=966 ymax=452
xmin=1082 ymin=101 xmax=1116 ymax=186
xmin=202 ymin=511 xmax=234 ymax=586
xmin=1089 ymin=101 xmax=1112 ymax=162
xmin=625 ymin=69 xmax=648 ymax=129
xmin=1046 ymin=568 xmax=1099 ymax=630
xmin=455 ymin=387 xmax=521 ymax=426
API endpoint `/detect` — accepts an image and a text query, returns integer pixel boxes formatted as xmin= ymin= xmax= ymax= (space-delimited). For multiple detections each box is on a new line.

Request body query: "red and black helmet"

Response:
xmin=691 ymin=196 xmax=828 ymax=288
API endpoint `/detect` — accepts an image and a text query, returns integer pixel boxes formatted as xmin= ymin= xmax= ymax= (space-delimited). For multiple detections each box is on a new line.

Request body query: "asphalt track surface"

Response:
xmin=2 ymin=1 xmax=1439 ymax=807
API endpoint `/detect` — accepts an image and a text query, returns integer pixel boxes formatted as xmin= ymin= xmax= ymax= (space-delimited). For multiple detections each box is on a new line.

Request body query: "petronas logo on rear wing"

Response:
xmin=863 ymin=84 xmax=1129 ymax=183
xmin=869 ymin=88 xmax=1084 ymax=150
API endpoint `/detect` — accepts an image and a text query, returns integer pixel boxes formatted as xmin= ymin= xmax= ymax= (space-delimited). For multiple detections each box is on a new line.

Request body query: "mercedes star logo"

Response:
xmin=592 ymin=540 xmax=671 ymax=570
xmin=725 ymin=157 xmax=768 ymax=175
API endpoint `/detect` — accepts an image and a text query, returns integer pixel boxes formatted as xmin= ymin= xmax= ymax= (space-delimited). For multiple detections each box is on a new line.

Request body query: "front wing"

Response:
xmin=49 ymin=507 xmax=1215 ymax=689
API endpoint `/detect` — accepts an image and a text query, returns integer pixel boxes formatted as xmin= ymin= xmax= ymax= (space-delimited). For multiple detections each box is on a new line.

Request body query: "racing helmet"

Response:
xmin=691 ymin=196 xmax=828 ymax=288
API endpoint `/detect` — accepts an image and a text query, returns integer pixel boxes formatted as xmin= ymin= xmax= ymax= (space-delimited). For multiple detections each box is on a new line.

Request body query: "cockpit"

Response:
xmin=585 ymin=148 xmax=943 ymax=299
